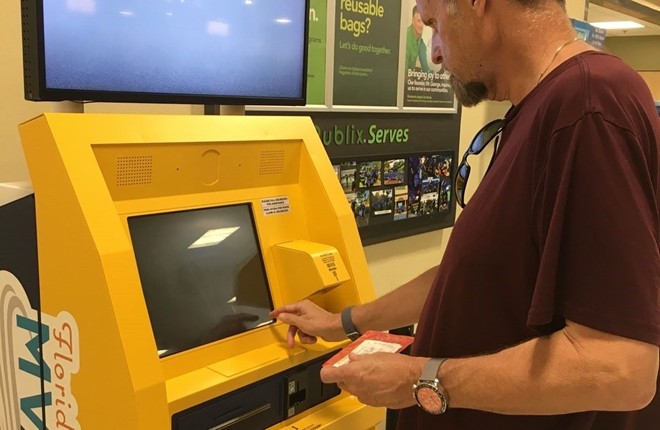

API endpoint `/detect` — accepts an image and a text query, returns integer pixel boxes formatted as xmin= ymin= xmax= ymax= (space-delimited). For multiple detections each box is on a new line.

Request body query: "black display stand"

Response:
xmin=249 ymin=110 xmax=461 ymax=245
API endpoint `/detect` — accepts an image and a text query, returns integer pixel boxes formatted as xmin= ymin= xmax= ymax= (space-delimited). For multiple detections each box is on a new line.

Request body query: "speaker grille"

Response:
xmin=22 ymin=0 xmax=33 ymax=98
xmin=259 ymin=150 xmax=285 ymax=175
xmin=116 ymin=155 xmax=152 ymax=186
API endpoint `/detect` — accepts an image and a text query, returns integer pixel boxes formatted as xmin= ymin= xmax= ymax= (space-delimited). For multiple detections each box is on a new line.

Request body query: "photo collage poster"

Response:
xmin=250 ymin=109 xmax=460 ymax=245
xmin=333 ymin=152 xmax=453 ymax=230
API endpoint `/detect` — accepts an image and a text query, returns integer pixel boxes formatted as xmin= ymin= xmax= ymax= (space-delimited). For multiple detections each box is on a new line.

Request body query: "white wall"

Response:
xmin=605 ymin=36 xmax=660 ymax=99
xmin=0 ymin=1 xmax=79 ymax=182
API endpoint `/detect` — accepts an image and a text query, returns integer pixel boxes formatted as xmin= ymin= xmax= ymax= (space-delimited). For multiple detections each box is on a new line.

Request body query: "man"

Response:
xmin=271 ymin=0 xmax=660 ymax=428
xmin=405 ymin=6 xmax=431 ymax=72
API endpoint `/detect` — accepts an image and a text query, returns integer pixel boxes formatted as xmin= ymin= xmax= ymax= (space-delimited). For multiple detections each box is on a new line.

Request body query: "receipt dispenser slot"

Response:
xmin=173 ymin=353 xmax=340 ymax=429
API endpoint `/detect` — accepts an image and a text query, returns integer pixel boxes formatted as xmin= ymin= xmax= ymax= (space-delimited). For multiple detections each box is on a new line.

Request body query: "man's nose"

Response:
xmin=431 ymin=32 xmax=443 ymax=65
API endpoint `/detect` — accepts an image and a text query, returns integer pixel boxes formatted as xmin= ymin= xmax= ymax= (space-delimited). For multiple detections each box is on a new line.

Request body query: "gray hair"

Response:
xmin=444 ymin=0 xmax=566 ymax=10
xmin=515 ymin=0 xmax=566 ymax=6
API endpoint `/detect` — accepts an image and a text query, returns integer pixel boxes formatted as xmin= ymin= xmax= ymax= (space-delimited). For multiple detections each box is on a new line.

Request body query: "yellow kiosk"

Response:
xmin=18 ymin=113 xmax=384 ymax=429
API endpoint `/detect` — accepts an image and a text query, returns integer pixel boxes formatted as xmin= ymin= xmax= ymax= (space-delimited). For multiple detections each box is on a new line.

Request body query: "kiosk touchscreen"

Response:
xmin=16 ymin=113 xmax=383 ymax=430
xmin=129 ymin=204 xmax=274 ymax=358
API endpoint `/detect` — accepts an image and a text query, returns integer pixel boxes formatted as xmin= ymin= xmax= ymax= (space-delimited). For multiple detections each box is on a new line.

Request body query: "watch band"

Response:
xmin=413 ymin=357 xmax=450 ymax=414
xmin=421 ymin=357 xmax=447 ymax=381
xmin=341 ymin=306 xmax=361 ymax=341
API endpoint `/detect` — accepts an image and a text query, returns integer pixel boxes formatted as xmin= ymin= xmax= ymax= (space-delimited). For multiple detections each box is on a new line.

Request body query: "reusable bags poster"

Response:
xmin=332 ymin=0 xmax=401 ymax=106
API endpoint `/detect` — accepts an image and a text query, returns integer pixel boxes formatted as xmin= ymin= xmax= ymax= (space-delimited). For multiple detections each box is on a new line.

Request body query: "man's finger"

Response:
xmin=271 ymin=301 xmax=308 ymax=317
xmin=277 ymin=312 xmax=301 ymax=327
xmin=347 ymin=352 xmax=364 ymax=361
xmin=269 ymin=306 xmax=291 ymax=318
xmin=287 ymin=325 xmax=298 ymax=348
xmin=299 ymin=332 xmax=317 ymax=344
xmin=320 ymin=366 xmax=342 ymax=384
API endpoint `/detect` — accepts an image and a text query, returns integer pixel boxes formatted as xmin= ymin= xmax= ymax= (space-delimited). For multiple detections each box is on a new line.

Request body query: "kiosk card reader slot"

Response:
xmin=273 ymin=240 xmax=350 ymax=303
xmin=284 ymin=354 xmax=341 ymax=419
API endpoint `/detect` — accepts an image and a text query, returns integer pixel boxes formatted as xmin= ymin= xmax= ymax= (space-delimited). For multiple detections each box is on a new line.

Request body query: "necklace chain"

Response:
xmin=537 ymin=35 xmax=581 ymax=84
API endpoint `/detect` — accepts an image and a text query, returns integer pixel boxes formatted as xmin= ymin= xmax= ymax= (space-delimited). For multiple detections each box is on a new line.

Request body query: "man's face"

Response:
xmin=412 ymin=12 xmax=424 ymax=38
xmin=415 ymin=0 xmax=489 ymax=106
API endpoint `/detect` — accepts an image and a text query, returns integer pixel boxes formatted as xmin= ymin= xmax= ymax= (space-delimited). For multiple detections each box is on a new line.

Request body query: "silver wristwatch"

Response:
xmin=413 ymin=358 xmax=450 ymax=414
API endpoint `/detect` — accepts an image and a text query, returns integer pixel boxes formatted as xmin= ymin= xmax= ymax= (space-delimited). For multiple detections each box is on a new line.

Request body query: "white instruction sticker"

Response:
xmin=262 ymin=196 xmax=290 ymax=216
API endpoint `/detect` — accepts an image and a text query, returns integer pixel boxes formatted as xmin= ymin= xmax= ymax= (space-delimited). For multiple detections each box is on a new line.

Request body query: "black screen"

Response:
xmin=128 ymin=204 xmax=274 ymax=358
xmin=25 ymin=0 xmax=308 ymax=104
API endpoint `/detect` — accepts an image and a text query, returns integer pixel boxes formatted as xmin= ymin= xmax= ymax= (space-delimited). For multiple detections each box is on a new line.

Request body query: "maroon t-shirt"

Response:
xmin=398 ymin=51 xmax=660 ymax=429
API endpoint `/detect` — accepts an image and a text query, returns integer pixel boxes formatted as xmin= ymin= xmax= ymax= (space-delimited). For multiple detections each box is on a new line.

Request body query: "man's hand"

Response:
xmin=269 ymin=300 xmax=345 ymax=347
xmin=320 ymin=352 xmax=428 ymax=409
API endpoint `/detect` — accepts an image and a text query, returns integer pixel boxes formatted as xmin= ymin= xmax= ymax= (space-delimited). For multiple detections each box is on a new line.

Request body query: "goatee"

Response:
xmin=450 ymin=75 xmax=488 ymax=107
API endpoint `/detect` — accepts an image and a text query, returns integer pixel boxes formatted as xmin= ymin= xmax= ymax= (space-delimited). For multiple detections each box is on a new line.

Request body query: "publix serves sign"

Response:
xmin=315 ymin=123 xmax=410 ymax=145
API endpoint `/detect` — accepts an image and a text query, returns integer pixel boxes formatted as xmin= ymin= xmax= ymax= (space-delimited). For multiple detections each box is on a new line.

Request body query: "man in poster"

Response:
xmin=402 ymin=0 xmax=454 ymax=108
xmin=405 ymin=6 xmax=431 ymax=72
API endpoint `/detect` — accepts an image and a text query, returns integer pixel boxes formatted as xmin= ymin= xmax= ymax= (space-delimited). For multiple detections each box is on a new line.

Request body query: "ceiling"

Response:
xmin=587 ymin=0 xmax=660 ymax=36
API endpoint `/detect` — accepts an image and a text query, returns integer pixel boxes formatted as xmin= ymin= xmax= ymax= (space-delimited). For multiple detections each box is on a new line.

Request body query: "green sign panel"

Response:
xmin=306 ymin=0 xmax=327 ymax=105
xmin=332 ymin=0 xmax=401 ymax=106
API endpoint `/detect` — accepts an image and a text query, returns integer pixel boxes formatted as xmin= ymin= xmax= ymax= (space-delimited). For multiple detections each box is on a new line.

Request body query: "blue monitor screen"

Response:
xmin=128 ymin=204 xmax=274 ymax=358
xmin=26 ymin=0 xmax=308 ymax=104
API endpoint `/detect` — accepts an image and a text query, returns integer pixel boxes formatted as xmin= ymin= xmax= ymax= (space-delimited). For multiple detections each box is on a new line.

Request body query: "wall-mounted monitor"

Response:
xmin=128 ymin=203 xmax=274 ymax=358
xmin=22 ymin=0 xmax=309 ymax=105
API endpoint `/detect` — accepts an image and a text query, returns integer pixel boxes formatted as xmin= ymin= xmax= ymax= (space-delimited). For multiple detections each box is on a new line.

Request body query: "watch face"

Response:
xmin=416 ymin=386 xmax=445 ymax=414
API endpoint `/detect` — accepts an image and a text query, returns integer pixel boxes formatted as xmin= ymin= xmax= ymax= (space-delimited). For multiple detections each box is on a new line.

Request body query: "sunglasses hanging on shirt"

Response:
xmin=454 ymin=118 xmax=506 ymax=208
